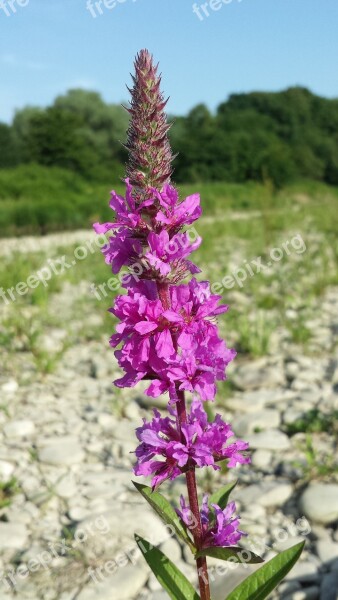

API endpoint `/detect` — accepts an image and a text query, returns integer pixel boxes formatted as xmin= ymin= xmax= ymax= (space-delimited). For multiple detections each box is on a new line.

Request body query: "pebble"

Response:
xmin=232 ymin=409 xmax=280 ymax=436
xmin=0 ymin=522 xmax=28 ymax=550
xmin=0 ymin=460 xmax=15 ymax=479
xmin=299 ymin=484 xmax=338 ymax=525
xmin=252 ymin=449 xmax=273 ymax=470
xmin=320 ymin=572 xmax=338 ymax=600
xmin=38 ymin=437 xmax=85 ymax=466
xmin=283 ymin=587 xmax=320 ymax=600
xmin=315 ymin=540 xmax=338 ymax=566
xmin=246 ymin=429 xmax=291 ymax=450
xmin=3 ymin=420 xmax=35 ymax=438
xmin=77 ymin=564 xmax=148 ymax=600
xmin=1 ymin=380 xmax=18 ymax=394
xmin=285 ymin=561 xmax=319 ymax=583
xmin=232 ymin=360 xmax=285 ymax=391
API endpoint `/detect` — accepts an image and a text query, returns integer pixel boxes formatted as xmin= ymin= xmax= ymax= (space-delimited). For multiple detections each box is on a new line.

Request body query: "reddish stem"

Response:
xmin=156 ymin=281 xmax=211 ymax=600
xmin=177 ymin=390 xmax=211 ymax=600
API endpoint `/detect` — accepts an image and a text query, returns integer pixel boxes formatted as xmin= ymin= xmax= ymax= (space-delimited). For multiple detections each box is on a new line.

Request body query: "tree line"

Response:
xmin=1 ymin=86 xmax=338 ymax=187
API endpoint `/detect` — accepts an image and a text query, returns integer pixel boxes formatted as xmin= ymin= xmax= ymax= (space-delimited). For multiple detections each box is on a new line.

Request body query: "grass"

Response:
xmin=0 ymin=172 xmax=337 ymax=378
xmin=284 ymin=409 xmax=338 ymax=437
xmin=291 ymin=434 xmax=338 ymax=482
xmin=0 ymin=163 xmax=338 ymax=236
xmin=0 ymin=478 xmax=19 ymax=509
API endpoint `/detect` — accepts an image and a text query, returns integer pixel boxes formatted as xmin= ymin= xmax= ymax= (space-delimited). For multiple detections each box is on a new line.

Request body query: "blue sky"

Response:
xmin=1 ymin=0 xmax=338 ymax=123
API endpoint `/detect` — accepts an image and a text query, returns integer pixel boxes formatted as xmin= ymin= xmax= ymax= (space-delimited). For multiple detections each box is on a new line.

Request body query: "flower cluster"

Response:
xmin=134 ymin=398 xmax=250 ymax=489
xmin=177 ymin=495 xmax=246 ymax=548
xmin=94 ymin=180 xmax=202 ymax=278
xmin=109 ymin=277 xmax=236 ymax=400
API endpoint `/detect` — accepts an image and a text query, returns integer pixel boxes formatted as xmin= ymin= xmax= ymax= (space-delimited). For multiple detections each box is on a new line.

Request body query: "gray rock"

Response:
xmin=283 ymin=587 xmax=320 ymax=600
xmin=75 ymin=506 xmax=171 ymax=561
xmin=210 ymin=562 xmax=262 ymax=600
xmin=38 ymin=437 xmax=84 ymax=466
xmin=55 ymin=474 xmax=78 ymax=499
xmin=0 ymin=522 xmax=28 ymax=550
xmin=235 ymin=481 xmax=293 ymax=507
xmin=285 ymin=560 xmax=319 ymax=583
xmin=150 ymin=592 xmax=170 ymax=600
xmin=0 ymin=460 xmax=15 ymax=479
xmin=232 ymin=360 xmax=285 ymax=391
xmin=252 ymin=449 xmax=273 ymax=470
xmin=300 ymin=484 xmax=338 ymax=525
xmin=4 ymin=420 xmax=35 ymax=438
xmin=159 ymin=537 xmax=182 ymax=563
xmin=230 ymin=388 xmax=296 ymax=413
xmin=246 ymin=429 xmax=291 ymax=450
xmin=232 ymin=410 xmax=280 ymax=436
xmin=1 ymin=379 xmax=18 ymax=393
xmin=316 ymin=540 xmax=338 ymax=566
xmin=320 ymin=572 xmax=338 ymax=600
xmin=77 ymin=564 xmax=148 ymax=600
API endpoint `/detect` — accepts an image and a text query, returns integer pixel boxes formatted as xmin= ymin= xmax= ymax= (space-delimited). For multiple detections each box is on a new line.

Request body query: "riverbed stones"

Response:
xmin=299 ymin=484 xmax=338 ymax=525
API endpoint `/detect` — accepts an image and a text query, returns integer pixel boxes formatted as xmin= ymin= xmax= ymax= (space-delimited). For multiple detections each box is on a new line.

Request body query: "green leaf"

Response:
xmin=226 ymin=541 xmax=305 ymax=600
xmin=135 ymin=534 xmax=200 ymax=600
xmin=209 ymin=480 xmax=238 ymax=510
xmin=196 ymin=546 xmax=263 ymax=564
xmin=132 ymin=481 xmax=195 ymax=551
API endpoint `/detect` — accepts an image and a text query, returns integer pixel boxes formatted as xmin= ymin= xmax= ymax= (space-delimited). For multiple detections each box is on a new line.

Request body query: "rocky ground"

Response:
xmin=0 ymin=229 xmax=338 ymax=600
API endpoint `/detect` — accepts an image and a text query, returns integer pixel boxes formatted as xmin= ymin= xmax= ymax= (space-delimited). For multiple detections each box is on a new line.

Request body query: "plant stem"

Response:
xmin=156 ymin=280 xmax=211 ymax=600
xmin=177 ymin=390 xmax=211 ymax=600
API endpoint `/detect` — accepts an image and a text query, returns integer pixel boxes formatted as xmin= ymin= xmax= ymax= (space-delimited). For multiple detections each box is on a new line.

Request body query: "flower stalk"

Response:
xmin=93 ymin=48 xmax=303 ymax=600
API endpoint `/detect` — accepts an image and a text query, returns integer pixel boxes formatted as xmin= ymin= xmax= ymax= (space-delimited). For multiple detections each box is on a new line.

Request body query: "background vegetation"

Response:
xmin=1 ymin=85 xmax=338 ymax=236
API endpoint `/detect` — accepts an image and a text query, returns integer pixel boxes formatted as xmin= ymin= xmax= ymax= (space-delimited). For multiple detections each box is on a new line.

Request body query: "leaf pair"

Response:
xmin=135 ymin=534 xmax=304 ymax=600
xmin=133 ymin=480 xmax=304 ymax=599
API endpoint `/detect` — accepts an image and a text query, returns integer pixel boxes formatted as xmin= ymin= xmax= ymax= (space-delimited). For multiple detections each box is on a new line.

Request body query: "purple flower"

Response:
xmin=145 ymin=230 xmax=201 ymax=277
xmin=154 ymin=185 xmax=202 ymax=229
xmin=176 ymin=495 xmax=246 ymax=548
xmin=133 ymin=399 xmax=250 ymax=489
xmin=101 ymin=231 xmax=143 ymax=274
xmin=94 ymin=179 xmax=154 ymax=235
xmin=109 ymin=279 xmax=235 ymax=399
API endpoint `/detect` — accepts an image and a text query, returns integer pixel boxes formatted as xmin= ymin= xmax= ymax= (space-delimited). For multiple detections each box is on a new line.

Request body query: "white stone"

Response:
xmin=75 ymin=506 xmax=171 ymax=561
xmin=55 ymin=474 xmax=78 ymax=499
xmin=0 ymin=460 xmax=15 ymax=479
xmin=38 ymin=438 xmax=84 ymax=466
xmin=232 ymin=360 xmax=285 ymax=391
xmin=246 ymin=429 xmax=290 ymax=450
xmin=0 ymin=522 xmax=28 ymax=550
xmin=259 ymin=483 xmax=293 ymax=507
xmin=159 ymin=537 xmax=182 ymax=563
xmin=252 ymin=449 xmax=273 ymax=469
xmin=77 ymin=564 xmax=148 ymax=600
xmin=1 ymin=379 xmax=18 ymax=393
xmin=285 ymin=560 xmax=319 ymax=583
xmin=315 ymin=540 xmax=338 ymax=565
xmin=4 ymin=420 xmax=35 ymax=438
xmin=235 ymin=481 xmax=293 ymax=507
xmin=232 ymin=410 xmax=280 ymax=436
xmin=299 ymin=484 xmax=338 ymax=525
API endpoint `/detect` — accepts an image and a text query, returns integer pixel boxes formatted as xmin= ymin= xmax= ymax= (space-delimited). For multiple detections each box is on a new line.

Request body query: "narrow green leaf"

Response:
xmin=226 ymin=541 xmax=305 ymax=600
xmin=135 ymin=534 xmax=200 ymax=600
xmin=196 ymin=546 xmax=263 ymax=564
xmin=209 ymin=480 xmax=238 ymax=509
xmin=132 ymin=481 xmax=195 ymax=550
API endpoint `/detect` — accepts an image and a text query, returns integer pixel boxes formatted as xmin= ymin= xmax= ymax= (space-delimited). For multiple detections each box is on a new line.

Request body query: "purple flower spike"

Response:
xmin=125 ymin=49 xmax=175 ymax=196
